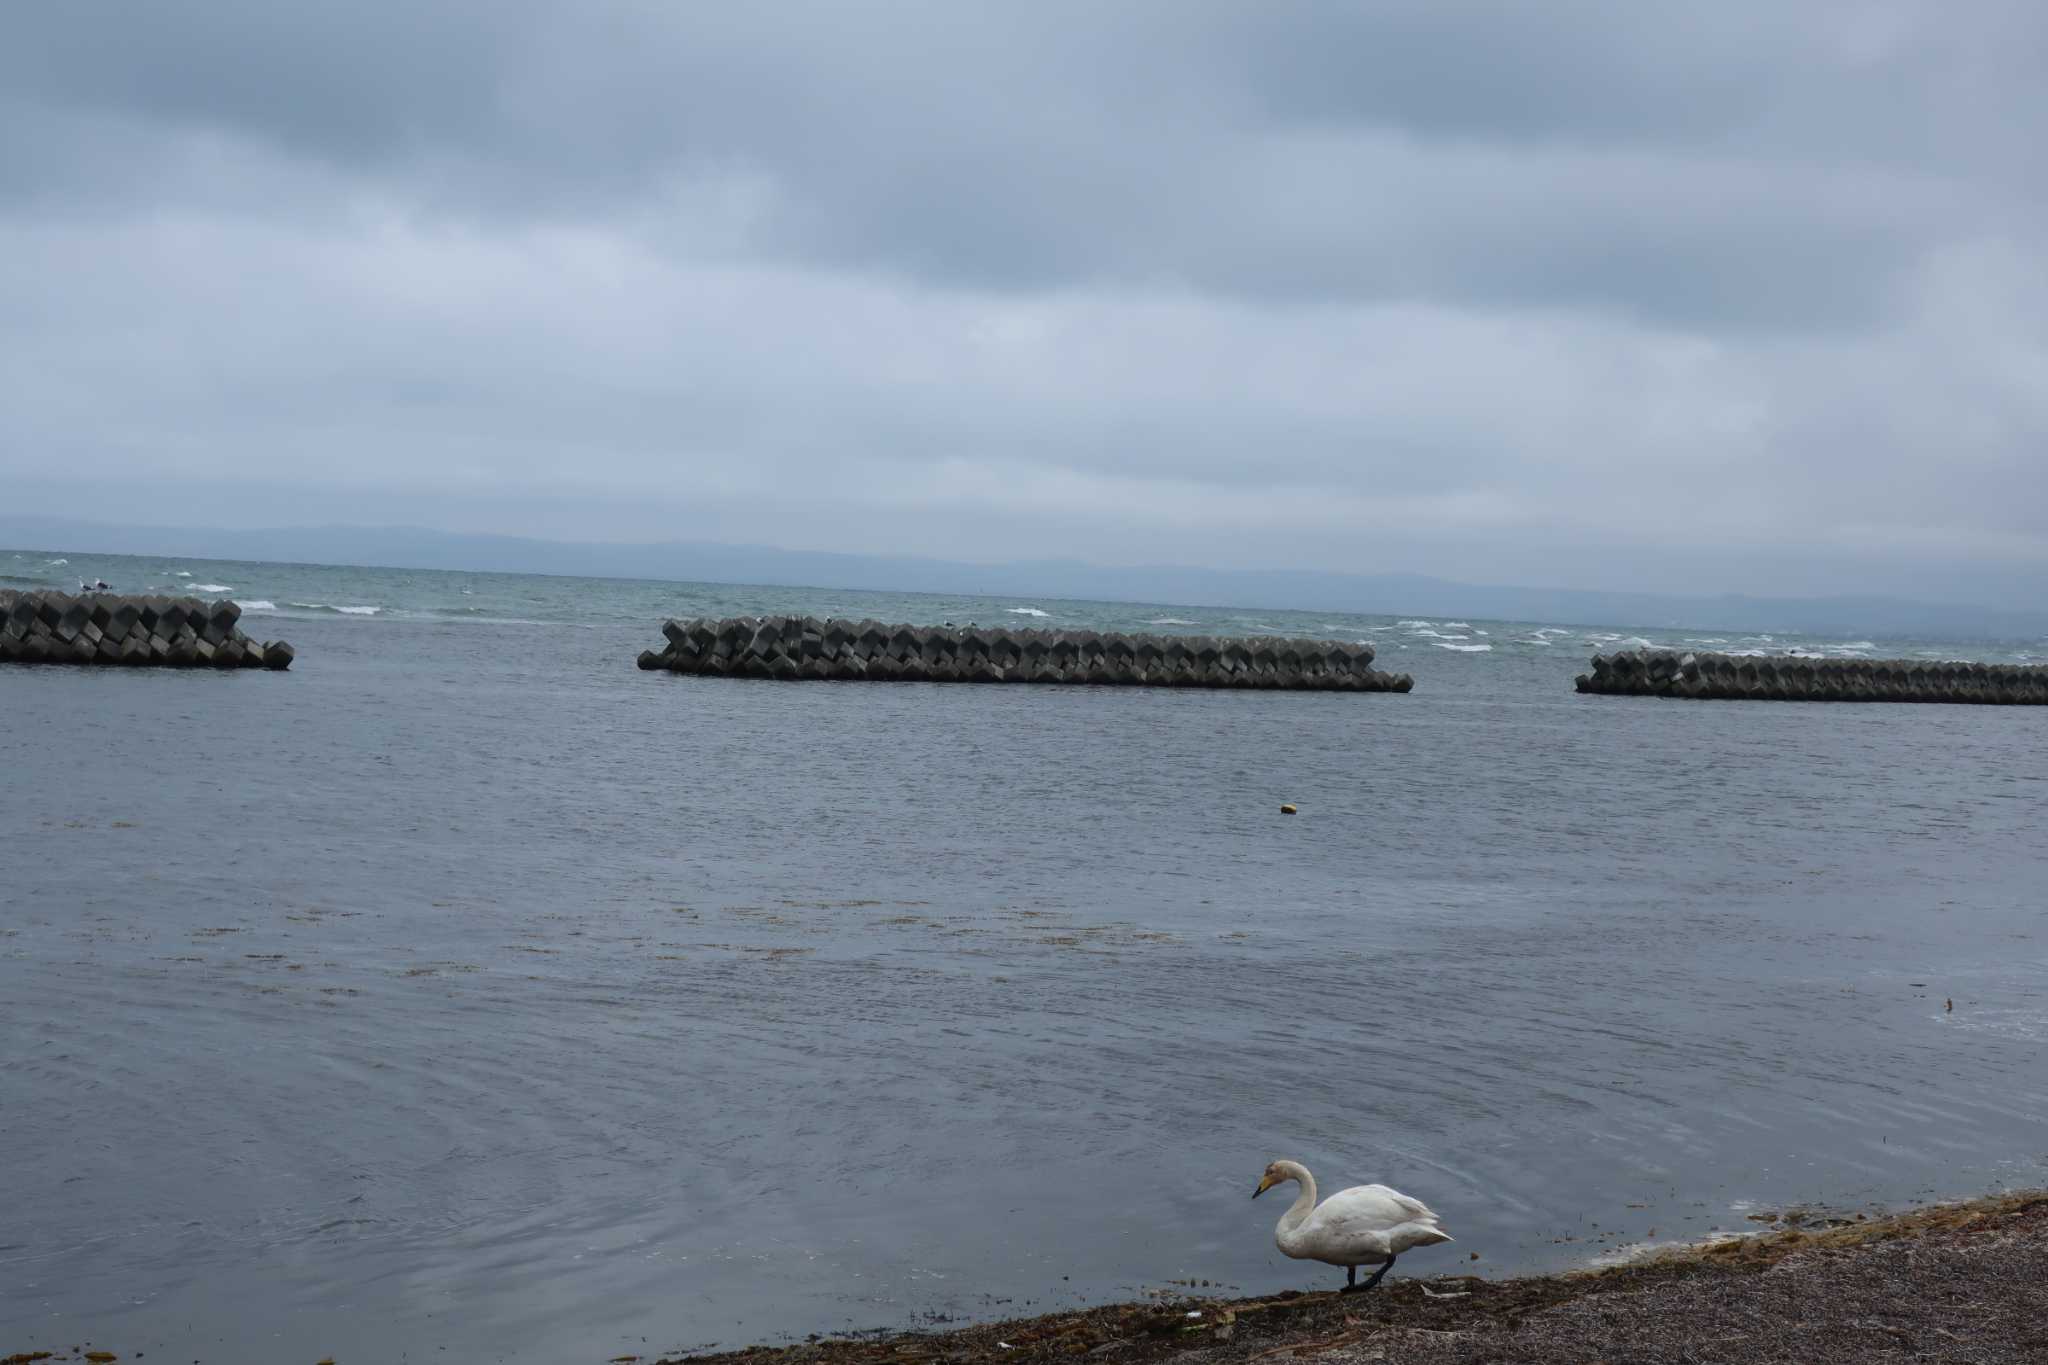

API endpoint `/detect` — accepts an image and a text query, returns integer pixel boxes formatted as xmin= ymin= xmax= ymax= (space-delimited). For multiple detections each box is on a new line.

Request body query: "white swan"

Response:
xmin=1253 ymin=1159 xmax=1453 ymax=1291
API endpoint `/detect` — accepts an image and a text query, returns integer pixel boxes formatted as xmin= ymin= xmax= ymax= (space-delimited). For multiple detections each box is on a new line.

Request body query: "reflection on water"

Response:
xmin=2 ymin=607 xmax=2045 ymax=1363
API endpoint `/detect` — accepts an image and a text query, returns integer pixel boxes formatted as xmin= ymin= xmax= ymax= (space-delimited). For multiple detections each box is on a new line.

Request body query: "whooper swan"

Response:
xmin=1252 ymin=1159 xmax=1453 ymax=1291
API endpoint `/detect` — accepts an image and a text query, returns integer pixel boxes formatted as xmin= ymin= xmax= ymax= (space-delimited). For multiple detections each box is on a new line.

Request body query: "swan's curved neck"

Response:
xmin=1281 ymin=1168 xmax=1318 ymax=1225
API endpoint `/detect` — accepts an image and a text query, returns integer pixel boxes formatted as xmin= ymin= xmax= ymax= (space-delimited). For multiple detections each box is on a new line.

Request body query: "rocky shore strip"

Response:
xmin=6 ymin=1193 xmax=2038 ymax=1363
xmin=657 ymin=1192 xmax=2047 ymax=1365
xmin=640 ymin=617 xmax=1413 ymax=692
xmin=1577 ymin=647 xmax=2047 ymax=704
xmin=0 ymin=590 xmax=292 ymax=669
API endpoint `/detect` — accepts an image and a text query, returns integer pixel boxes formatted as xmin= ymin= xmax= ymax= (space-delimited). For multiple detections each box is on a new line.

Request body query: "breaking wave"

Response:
xmin=288 ymin=602 xmax=382 ymax=616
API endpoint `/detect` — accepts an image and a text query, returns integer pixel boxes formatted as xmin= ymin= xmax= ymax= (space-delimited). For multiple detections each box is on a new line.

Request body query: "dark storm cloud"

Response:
xmin=1 ymin=2 xmax=2044 ymax=599
xmin=8 ymin=3 xmax=2034 ymax=325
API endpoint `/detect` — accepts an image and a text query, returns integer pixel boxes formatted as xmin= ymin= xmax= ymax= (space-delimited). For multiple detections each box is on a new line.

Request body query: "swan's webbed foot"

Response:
xmin=1349 ymin=1258 xmax=1394 ymax=1293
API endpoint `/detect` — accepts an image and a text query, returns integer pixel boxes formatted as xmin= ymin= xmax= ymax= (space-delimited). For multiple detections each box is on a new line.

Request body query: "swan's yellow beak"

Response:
xmin=1253 ymin=1172 xmax=1277 ymax=1198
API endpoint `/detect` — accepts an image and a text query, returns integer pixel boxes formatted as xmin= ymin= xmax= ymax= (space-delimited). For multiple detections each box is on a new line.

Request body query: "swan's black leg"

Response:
xmin=1344 ymin=1265 xmax=1356 ymax=1290
xmin=1356 ymin=1257 xmax=1395 ymax=1292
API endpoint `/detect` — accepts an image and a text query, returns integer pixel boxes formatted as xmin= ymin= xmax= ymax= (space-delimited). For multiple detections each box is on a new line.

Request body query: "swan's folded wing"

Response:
xmin=1348 ymin=1184 xmax=1442 ymax=1226
xmin=1315 ymin=1185 xmax=1433 ymax=1238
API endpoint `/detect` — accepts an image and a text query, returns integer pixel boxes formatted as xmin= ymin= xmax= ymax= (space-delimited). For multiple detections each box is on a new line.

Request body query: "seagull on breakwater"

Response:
xmin=1253 ymin=1159 xmax=1453 ymax=1291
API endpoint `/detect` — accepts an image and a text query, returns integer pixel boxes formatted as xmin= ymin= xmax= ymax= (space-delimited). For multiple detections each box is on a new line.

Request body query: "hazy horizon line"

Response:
xmin=7 ymin=514 xmax=2048 ymax=642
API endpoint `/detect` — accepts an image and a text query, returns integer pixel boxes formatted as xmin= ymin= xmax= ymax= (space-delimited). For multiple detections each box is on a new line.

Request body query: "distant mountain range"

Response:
xmin=5 ymin=514 xmax=2045 ymax=640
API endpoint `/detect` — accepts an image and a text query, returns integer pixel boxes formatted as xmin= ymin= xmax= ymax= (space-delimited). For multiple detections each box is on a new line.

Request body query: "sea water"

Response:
xmin=3 ymin=549 xmax=2045 ymax=1362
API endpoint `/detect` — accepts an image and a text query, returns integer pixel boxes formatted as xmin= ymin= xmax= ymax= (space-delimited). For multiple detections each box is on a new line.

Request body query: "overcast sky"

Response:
xmin=3 ymin=3 xmax=2043 ymax=602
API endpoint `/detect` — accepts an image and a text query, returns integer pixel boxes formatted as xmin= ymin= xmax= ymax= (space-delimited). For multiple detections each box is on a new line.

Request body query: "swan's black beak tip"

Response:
xmin=1251 ymin=1185 xmax=1264 ymax=1199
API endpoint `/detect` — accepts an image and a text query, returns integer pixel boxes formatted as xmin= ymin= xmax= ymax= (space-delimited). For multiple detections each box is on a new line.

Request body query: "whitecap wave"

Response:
xmin=1396 ymin=619 xmax=1434 ymax=628
xmin=237 ymin=599 xmax=278 ymax=611
xmin=1147 ymin=617 xmax=1198 ymax=626
xmin=1442 ymin=621 xmax=1471 ymax=628
xmin=1434 ymin=642 xmax=1493 ymax=652
xmin=190 ymin=583 xmax=234 ymax=593
xmin=1005 ymin=606 xmax=1051 ymax=618
xmin=45 ymin=557 xmax=68 ymax=566
xmin=287 ymin=601 xmax=383 ymax=616
xmin=173 ymin=571 xmax=193 ymax=578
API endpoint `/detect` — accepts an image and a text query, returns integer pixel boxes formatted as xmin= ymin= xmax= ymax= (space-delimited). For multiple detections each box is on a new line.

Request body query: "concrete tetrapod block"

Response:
xmin=1578 ymin=648 xmax=2046 ymax=705
xmin=6 ymin=596 xmax=37 ymax=635
xmin=633 ymin=616 xmax=1418 ymax=693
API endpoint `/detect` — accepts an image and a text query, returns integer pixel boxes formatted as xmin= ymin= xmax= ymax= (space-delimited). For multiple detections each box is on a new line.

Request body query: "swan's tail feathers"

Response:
xmin=1395 ymin=1222 xmax=1455 ymax=1251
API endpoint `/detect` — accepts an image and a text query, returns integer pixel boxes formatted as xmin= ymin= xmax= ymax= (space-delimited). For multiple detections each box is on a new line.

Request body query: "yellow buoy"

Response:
xmin=1279 ymin=803 xmax=1298 ymax=815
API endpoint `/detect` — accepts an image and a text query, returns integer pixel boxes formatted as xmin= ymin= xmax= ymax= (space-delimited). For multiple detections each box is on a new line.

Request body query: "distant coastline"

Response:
xmin=7 ymin=516 xmax=2046 ymax=641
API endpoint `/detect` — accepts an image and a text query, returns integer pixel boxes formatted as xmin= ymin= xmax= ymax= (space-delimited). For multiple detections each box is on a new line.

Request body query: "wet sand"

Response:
xmin=660 ymin=1192 xmax=2048 ymax=1365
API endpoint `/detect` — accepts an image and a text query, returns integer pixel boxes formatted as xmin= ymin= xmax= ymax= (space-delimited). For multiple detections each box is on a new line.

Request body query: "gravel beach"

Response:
xmin=661 ymin=1192 xmax=2048 ymax=1365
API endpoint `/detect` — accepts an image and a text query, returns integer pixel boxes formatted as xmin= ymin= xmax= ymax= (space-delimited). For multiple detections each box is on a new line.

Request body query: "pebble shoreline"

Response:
xmin=655 ymin=1191 xmax=2048 ymax=1365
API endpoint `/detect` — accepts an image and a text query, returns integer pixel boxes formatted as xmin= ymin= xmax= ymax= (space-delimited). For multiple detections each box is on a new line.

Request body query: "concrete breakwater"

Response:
xmin=0 ymin=590 xmax=293 ymax=669
xmin=640 ymin=616 xmax=1413 ymax=691
xmin=1576 ymin=648 xmax=2046 ymax=704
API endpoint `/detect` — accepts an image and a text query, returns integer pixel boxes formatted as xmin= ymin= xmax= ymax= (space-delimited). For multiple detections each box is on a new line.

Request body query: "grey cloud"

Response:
xmin=6 ymin=4 xmax=2039 ymax=325
xmin=1 ymin=3 xmax=2044 ymax=605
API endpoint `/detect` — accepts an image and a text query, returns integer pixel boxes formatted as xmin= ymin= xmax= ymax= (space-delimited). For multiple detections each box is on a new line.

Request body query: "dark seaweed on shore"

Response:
xmin=652 ymin=1192 xmax=2048 ymax=1365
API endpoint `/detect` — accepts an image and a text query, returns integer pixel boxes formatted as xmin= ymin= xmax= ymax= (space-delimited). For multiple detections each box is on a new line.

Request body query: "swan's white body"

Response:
xmin=1256 ymin=1161 xmax=1452 ymax=1274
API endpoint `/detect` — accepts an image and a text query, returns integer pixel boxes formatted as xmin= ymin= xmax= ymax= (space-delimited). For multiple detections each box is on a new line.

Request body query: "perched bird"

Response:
xmin=1253 ymin=1159 xmax=1453 ymax=1291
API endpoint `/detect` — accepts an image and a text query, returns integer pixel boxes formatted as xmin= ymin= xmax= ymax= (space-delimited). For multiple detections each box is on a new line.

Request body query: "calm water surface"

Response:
xmin=3 ymin=553 xmax=2046 ymax=1362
